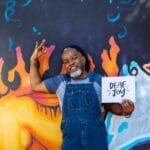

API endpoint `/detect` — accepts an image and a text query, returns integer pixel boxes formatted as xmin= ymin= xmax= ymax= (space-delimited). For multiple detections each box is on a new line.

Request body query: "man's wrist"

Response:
xmin=30 ymin=58 xmax=39 ymax=67
xmin=30 ymin=57 xmax=38 ymax=62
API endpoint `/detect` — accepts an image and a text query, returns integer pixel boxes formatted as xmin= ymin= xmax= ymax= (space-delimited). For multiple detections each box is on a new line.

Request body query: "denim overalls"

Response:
xmin=61 ymin=73 xmax=108 ymax=150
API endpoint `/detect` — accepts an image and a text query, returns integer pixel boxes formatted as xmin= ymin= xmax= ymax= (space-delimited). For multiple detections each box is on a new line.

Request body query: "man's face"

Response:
xmin=61 ymin=48 xmax=85 ymax=76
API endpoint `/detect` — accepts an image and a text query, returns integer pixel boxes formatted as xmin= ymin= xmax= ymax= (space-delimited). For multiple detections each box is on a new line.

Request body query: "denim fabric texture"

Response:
xmin=61 ymin=73 xmax=108 ymax=150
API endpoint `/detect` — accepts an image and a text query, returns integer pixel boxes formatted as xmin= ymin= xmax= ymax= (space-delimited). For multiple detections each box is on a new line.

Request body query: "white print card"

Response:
xmin=102 ymin=76 xmax=135 ymax=103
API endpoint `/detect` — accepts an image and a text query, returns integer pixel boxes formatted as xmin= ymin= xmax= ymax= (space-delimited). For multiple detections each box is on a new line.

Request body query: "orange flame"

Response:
xmin=2 ymin=45 xmax=60 ymax=106
xmin=101 ymin=36 xmax=120 ymax=76
xmin=7 ymin=46 xmax=32 ymax=96
xmin=0 ymin=58 xmax=9 ymax=96
xmin=38 ymin=45 xmax=55 ymax=76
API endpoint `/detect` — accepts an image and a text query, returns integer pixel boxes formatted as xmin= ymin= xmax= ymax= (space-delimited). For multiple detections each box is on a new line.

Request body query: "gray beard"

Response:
xmin=70 ymin=69 xmax=82 ymax=78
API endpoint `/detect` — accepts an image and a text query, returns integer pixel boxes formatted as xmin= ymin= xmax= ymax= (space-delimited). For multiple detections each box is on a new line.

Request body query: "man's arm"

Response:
xmin=104 ymin=103 xmax=123 ymax=115
xmin=30 ymin=39 xmax=48 ymax=92
xmin=104 ymin=100 xmax=135 ymax=116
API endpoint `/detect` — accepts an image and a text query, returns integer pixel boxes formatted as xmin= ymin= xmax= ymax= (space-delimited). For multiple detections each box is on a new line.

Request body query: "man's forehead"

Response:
xmin=62 ymin=48 xmax=81 ymax=55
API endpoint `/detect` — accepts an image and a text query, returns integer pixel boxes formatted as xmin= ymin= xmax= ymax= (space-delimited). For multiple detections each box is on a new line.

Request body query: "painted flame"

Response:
xmin=101 ymin=36 xmax=120 ymax=76
xmin=0 ymin=36 xmax=121 ymax=149
xmin=0 ymin=58 xmax=9 ymax=96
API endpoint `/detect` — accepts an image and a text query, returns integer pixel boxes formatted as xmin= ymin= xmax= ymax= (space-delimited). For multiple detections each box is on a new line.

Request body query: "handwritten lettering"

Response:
xmin=108 ymin=81 xmax=127 ymax=97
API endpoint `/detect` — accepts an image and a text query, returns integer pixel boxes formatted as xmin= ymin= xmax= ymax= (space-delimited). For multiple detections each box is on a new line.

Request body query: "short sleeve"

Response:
xmin=44 ymin=74 xmax=64 ymax=92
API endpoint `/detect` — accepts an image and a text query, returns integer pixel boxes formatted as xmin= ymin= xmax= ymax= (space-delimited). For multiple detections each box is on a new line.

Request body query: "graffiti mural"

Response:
xmin=0 ymin=0 xmax=149 ymax=149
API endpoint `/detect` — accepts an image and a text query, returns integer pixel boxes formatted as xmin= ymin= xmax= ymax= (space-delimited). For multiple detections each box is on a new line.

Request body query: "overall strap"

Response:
xmin=63 ymin=74 xmax=71 ymax=83
xmin=89 ymin=72 xmax=96 ymax=83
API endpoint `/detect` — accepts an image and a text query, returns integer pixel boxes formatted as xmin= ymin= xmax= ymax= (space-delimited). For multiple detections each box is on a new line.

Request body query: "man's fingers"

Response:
xmin=34 ymin=39 xmax=46 ymax=52
xmin=122 ymin=100 xmax=134 ymax=107
xmin=39 ymin=39 xmax=46 ymax=48
xmin=35 ymin=41 xmax=38 ymax=49
xmin=122 ymin=102 xmax=132 ymax=110
xmin=121 ymin=100 xmax=135 ymax=116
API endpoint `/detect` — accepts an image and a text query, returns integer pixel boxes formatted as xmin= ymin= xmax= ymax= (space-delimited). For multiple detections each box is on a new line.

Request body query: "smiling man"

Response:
xmin=30 ymin=39 xmax=134 ymax=150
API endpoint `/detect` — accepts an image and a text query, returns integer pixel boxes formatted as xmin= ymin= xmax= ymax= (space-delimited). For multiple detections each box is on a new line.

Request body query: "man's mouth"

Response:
xmin=70 ymin=66 xmax=79 ymax=72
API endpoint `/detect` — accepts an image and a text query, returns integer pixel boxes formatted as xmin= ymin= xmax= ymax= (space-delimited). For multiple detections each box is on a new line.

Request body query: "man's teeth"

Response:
xmin=71 ymin=66 xmax=77 ymax=70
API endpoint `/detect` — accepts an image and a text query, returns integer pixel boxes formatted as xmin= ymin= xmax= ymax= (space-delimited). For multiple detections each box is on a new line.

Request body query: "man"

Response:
xmin=30 ymin=39 xmax=134 ymax=150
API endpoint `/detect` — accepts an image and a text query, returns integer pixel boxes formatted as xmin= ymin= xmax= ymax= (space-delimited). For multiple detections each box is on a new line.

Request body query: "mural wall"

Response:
xmin=0 ymin=0 xmax=149 ymax=149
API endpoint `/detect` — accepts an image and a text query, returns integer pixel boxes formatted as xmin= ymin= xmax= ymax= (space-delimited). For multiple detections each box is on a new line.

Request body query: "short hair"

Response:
xmin=62 ymin=45 xmax=90 ymax=71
